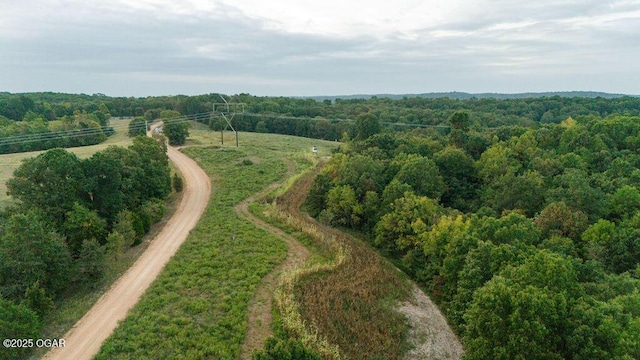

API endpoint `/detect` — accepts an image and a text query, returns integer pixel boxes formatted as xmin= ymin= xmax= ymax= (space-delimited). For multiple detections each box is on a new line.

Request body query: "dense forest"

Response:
xmin=0 ymin=136 xmax=172 ymax=360
xmin=305 ymin=112 xmax=640 ymax=359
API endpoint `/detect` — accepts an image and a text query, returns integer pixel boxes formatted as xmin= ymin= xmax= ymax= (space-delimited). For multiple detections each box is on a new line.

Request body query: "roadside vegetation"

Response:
xmin=0 ymin=131 xmax=173 ymax=360
xmin=252 ymin=166 xmax=414 ymax=359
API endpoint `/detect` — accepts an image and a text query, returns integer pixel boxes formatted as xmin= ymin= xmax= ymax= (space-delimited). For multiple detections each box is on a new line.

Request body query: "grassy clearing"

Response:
xmin=94 ymin=132 xmax=338 ymax=359
xmin=0 ymin=118 xmax=133 ymax=208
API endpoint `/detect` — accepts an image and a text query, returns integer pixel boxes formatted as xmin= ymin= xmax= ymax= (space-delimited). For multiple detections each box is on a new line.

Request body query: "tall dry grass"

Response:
xmin=263 ymin=166 xmax=411 ymax=359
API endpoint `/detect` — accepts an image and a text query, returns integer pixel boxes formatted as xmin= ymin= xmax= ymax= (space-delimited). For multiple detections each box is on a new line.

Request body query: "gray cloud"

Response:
xmin=1 ymin=0 xmax=639 ymax=96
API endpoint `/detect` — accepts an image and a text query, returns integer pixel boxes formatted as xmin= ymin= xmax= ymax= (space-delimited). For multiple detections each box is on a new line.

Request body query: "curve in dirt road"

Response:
xmin=44 ymin=138 xmax=211 ymax=360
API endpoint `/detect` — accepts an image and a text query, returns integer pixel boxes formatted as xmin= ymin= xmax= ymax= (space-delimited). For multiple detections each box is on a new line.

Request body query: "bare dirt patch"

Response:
xmin=398 ymin=284 xmax=465 ymax=360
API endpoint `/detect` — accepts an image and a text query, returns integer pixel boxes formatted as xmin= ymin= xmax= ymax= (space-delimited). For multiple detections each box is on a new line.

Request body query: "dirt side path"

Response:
xmin=44 ymin=137 xmax=211 ymax=360
xmin=237 ymin=160 xmax=310 ymax=360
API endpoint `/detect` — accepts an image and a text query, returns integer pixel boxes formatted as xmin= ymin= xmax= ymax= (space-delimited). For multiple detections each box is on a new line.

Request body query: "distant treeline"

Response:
xmin=2 ymin=91 xmax=640 ymax=153
xmin=0 ymin=94 xmax=113 ymax=154
xmin=0 ymin=112 xmax=111 ymax=154
xmin=306 ymin=90 xmax=638 ymax=102
xmin=3 ymin=91 xmax=640 ymax=127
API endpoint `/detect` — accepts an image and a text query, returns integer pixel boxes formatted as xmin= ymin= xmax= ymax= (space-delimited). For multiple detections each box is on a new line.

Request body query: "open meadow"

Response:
xmin=0 ymin=118 xmax=133 ymax=208
xmin=93 ymin=130 xmax=340 ymax=358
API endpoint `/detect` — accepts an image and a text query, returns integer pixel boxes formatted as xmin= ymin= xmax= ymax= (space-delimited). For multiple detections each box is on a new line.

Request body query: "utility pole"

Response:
xmin=213 ymin=95 xmax=245 ymax=148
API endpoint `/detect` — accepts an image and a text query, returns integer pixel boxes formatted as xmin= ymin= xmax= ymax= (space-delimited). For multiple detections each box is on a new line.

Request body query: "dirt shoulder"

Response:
xmin=398 ymin=284 xmax=464 ymax=360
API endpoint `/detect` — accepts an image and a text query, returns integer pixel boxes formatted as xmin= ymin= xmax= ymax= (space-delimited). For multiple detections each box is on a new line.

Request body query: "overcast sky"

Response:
xmin=1 ymin=0 xmax=639 ymax=97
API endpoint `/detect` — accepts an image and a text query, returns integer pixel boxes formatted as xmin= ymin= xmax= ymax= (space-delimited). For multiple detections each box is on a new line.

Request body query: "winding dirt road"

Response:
xmin=44 ymin=137 xmax=211 ymax=360
xmin=236 ymin=161 xmax=310 ymax=359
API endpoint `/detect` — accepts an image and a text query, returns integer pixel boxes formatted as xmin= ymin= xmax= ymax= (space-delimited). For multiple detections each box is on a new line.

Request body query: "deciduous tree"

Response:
xmin=394 ymin=154 xmax=444 ymax=200
xmin=0 ymin=212 xmax=72 ymax=300
xmin=163 ymin=121 xmax=190 ymax=145
xmin=325 ymin=185 xmax=362 ymax=228
xmin=355 ymin=113 xmax=380 ymax=140
xmin=434 ymin=146 xmax=478 ymax=211
xmin=63 ymin=203 xmax=107 ymax=257
xmin=6 ymin=149 xmax=87 ymax=225
xmin=0 ymin=297 xmax=42 ymax=360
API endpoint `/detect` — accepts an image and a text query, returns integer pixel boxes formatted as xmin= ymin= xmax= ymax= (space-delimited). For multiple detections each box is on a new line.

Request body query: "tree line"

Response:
xmin=304 ymin=112 xmax=640 ymax=359
xmin=4 ymin=92 xmax=640 ymax=139
xmin=0 ymin=95 xmax=112 ymax=154
xmin=0 ymin=136 xmax=173 ymax=360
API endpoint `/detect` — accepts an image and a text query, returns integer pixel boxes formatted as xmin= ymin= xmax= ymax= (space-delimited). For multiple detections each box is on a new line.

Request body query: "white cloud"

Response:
xmin=214 ymin=0 xmax=419 ymax=36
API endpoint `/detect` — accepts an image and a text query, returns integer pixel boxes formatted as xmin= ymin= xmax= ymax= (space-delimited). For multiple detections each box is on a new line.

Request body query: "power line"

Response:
xmin=0 ymin=109 xmax=459 ymax=150
xmin=236 ymin=112 xmax=452 ymax=129
xmin=213 ymin=95 xmax=245 ymax=148
xmin=0 ymin=112 xmax=212 ymax=147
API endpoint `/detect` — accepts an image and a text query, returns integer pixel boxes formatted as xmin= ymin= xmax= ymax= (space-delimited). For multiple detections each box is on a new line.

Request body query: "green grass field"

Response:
xmin=94 ymin=131 xmax=339 ymax=359
xmin=0 ymin=118 xmax=133 ymax=208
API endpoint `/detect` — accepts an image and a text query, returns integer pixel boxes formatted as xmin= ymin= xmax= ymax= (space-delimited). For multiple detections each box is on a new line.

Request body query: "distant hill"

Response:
xmin=306 ymin=91 xmax=639 ymax=102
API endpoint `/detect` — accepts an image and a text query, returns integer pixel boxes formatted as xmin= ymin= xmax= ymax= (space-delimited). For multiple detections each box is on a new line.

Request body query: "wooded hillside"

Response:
xmin=305 ymin=112 xmax=640 ymax=359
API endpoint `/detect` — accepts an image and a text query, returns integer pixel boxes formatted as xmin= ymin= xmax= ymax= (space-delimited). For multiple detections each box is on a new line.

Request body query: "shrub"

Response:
xmin=128 ymin=117 xmax=147 ymax=137
xmin=141 ymin=198 xmax=167 ymax=224
xmin=113 ymin=210 xmax=137 ymax=248
xmin=173 ymin=173 xmax=184 ymax=192
xmin=164 ymin=121 xmax=190 ymax=146
xmin=77 ymin=238 xmax=106 ymax=284
xmin=0 ymin=297 xmax=42 ymax=360
xmin=253 ymin=337 xmax=321 ymax=360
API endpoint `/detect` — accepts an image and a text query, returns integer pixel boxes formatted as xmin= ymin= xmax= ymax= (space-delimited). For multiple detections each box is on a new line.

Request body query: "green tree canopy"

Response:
xmin=394 ymin=154 xmax=444 ymax=200
xmin=434 ymin=146 xmax=478 ymax=211
xmin=535 ymin=201 xmax=589 ymax=241
xmin=374 ymin=192 xmax=440 ymax=255
xmin=324 ymin=185 xmax=362 ymax=228
xmin=0 ymin=297 xmax=42 ymax=360
xmin=464 ymin=251 xmax=580 ymax=360
xmin=0 ymin=212 xmax=72 ymax=300
xmin=129 ymin=136 xmax=171 ymax=200
xmin=128 ymin=117 xmax=147 ymax=137
xmin=163 ymin=120 xmax=190 ymax=145
xmin=6 ymin=149 xmax=87 ymax=225
xmin=355 ymin=113 xmax=380 ymax=140
xmin=63 ymin=203 xmax=107 ymax=257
